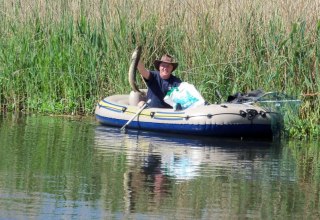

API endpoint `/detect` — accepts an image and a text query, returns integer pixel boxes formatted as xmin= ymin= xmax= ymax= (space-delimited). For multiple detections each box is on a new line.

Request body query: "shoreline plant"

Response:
xmin=0 ymin=0 xmax=319 ymax=139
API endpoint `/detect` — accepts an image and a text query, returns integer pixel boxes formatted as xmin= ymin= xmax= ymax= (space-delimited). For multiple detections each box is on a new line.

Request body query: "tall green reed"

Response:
xmin=0 ymin=0 xmax=319 ymax=138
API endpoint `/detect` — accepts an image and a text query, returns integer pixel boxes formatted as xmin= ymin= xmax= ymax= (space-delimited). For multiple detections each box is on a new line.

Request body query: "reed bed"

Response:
xmin=0 ymin=0 xmax=319 ymax=138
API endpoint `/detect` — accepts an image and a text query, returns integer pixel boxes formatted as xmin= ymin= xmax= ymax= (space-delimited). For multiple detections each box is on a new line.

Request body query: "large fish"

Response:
xmin=128 ymin=46 xmax=142 ymax=93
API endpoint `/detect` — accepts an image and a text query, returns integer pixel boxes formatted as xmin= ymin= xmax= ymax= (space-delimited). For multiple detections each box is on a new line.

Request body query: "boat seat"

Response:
xmin=129 ymin=90 xmax=147 ymax=106
xmin=108 ymin=95 xmax=130 ymax=105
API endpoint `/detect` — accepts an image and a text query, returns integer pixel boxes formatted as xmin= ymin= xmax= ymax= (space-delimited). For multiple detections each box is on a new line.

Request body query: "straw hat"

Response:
xmin=154 ymin=54 xmax=178 ymax=71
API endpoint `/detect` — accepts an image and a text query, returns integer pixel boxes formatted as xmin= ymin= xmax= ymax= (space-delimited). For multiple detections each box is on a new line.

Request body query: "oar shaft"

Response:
xmin=258 ymin=100 xmax=301 ymax=103
xmin=120 ymin=100 xmax=150 ymax=131
xmin=245 ymin=99 xmax=301 ymax=105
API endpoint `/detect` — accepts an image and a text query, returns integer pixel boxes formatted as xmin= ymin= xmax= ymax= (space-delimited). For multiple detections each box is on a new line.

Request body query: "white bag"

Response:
xmin=164 ymin=82 xmax=205 ymax=110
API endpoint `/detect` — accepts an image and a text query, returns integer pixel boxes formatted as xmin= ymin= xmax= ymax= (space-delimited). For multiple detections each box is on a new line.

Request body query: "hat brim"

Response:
xmin=154 ymin=60 xmax=178 ymax=72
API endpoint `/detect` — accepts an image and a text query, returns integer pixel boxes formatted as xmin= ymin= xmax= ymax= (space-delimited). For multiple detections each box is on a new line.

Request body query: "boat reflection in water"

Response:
xmin=94 ymin=126 xmax=280 ymax=214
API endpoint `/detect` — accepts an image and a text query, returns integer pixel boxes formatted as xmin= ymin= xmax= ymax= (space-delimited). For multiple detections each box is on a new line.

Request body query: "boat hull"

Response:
xmin=95 ymin=95 xmax=281 ymax=138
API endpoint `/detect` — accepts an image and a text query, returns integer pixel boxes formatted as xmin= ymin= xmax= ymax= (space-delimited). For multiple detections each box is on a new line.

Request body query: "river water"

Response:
xmin=0 ymin=114 xmax=319 ymax=219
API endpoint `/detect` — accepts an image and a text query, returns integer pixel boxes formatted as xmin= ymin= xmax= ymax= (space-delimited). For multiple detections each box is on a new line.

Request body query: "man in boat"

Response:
xmin=137 ymin=54 xmax=182 ymax=108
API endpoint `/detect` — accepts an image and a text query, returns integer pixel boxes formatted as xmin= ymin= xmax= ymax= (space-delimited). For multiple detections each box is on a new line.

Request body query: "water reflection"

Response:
xmin=94 ymin=126 xmax=279 ymax=180
xmin=1 ymin=115 xmax=318 ymax=219
xmin=94 ymin=126 xmax=281 ymax=215
xmin=0 ymin=115 xmax=102 ymax=219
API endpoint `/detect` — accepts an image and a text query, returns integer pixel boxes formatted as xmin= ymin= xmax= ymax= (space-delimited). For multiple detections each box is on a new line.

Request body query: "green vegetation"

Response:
xmin=0 ymin=0 xmax=319 ymax=139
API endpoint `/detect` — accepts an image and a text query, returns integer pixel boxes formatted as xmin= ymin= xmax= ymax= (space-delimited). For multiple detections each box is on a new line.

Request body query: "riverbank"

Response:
xmin=0 ymin=0 xmax=319 ymax=139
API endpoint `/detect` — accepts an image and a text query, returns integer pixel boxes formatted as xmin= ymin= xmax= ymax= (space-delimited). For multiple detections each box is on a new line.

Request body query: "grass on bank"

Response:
xmin=0 ymin=0 xmax=319 ymax=139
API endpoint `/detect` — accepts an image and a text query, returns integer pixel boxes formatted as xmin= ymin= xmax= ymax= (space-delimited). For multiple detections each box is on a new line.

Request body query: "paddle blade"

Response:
xmin=256 ymin=92 xmax=301 ymax=115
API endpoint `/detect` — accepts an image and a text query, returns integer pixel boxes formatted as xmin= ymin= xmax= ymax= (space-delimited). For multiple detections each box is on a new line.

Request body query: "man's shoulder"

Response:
xmin=148 ymin=70 xmax=159 ymax=80
xmin=171 ymin=74 xmax=182 ymax=83
xmin=149 ymin=70 xmax=159 ymax=76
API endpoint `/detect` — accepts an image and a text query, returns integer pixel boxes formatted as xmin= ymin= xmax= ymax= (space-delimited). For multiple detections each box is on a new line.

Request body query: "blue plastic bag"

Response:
xmin=164 ymin=82 xmax=205 ymax=110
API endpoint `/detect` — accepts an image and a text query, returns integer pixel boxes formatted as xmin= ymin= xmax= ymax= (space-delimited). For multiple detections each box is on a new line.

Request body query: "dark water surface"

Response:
xmin=0 ymin=114 xmax=319 ymax=219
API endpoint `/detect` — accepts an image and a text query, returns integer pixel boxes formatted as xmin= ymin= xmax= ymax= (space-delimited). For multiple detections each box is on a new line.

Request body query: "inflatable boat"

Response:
xmin=95 ymin=91 xmax=282 ymax=138
xmin=94 ymin=48 xmax=299 ymax=138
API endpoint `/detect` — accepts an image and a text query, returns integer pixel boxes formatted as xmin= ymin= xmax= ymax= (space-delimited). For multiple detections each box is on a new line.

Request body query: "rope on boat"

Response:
xmin=147 ymin=109 xmax=279 ymax=121
xmin=100 ymin=100 xmax=279 ymax=121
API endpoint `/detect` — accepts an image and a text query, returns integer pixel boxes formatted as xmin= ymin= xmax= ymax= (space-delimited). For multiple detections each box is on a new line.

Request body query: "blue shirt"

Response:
xmin=145 ymin=71 xmax=182 ymax=108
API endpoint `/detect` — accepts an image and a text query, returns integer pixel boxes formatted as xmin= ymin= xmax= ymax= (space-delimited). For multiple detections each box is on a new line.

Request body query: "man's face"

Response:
xmin=159 ymin=62 xmax=173 ymax=79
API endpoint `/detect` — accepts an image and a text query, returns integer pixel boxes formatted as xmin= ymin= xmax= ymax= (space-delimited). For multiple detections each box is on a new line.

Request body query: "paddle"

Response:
xmin=243 ymin=92 xmax=301 ymax=115
xmin=244 ymin=92 xmax=300 ymax=103
xmin=120 ymin=99 xmax=151 ymax=131
xmin=218 ymin=90 xmax=301 ymax=114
